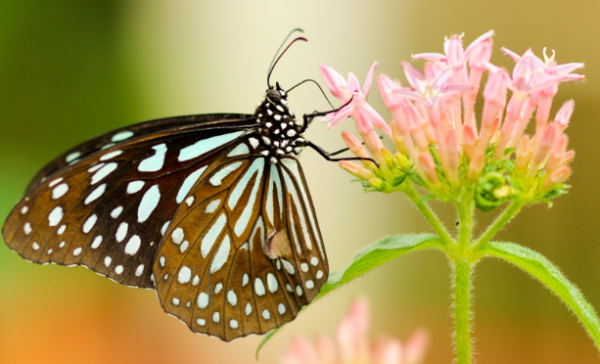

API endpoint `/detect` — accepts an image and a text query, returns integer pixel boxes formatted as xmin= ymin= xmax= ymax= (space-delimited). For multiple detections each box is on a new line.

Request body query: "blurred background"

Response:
xmin=1 ymin=1 xmax=599 ymax=363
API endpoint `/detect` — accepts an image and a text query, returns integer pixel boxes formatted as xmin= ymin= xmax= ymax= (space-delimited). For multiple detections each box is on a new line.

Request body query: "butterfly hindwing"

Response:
xmin=154 ymin=150 xmax=329 ymax=341
xmin=3 ymin=119 xmax=255 ymax=289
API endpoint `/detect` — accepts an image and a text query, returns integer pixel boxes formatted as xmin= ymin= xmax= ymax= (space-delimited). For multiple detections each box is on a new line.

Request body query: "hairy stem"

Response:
xmin=471 ymin=200 xmax=525 ymax=253
xmin=402 ymin=183 xmax=454 ymax=246
xmin=456 ymin=201 xmax=474 ymax=254
xmin=454 ymin=258 xmax=472 ymax=364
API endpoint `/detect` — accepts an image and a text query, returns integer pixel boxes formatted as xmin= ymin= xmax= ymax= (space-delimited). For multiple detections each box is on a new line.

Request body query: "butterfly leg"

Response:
xmin=306 ymin=141 xmax=378 ymax=166
xmin=300 ymin=96 xmax=355 ymax=133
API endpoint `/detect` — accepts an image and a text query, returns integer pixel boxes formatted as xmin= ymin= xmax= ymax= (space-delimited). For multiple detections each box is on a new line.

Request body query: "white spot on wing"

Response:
xmin=91 ymin=236 xmax=102 ymax=249
xmin=198 ymin=292 xmax=209 ymax=308
xmin=205 ymin=199 xmax=220 ymax=213
xmin=111 ymin=131 xmax=134 ymax=142
xmin=281 ymin=260 xmax=295 ymax=275
xmin=172 ymin=227 xmax=184 ymax=244
xmin=176 ymin=166 xmax=207 ymax=203
xmin=23 ymin=223 xmax=32 ymax=235
xmin=267 ymin=273 xmax=278 ymax=293
xmin=82 ymin=214 xmax=97 ymax=233
xmin=110 ymin=206 xmax=123 ymax=218
xmin=138 ymin=144 xmax=167 ymax=172
xmin=127 ymin=181 xmax=145 ymax=194
xmin=48 ymin=206 xmax=63 ymax=227
xmin=248 ymin=138 xmax=259 ymax=149
xmin=116 ymin=222 xmax=128 ymax=242
xmin=178 ymin=266 xmax=192 ymax=284
xmin=228 ymin=158 xmax=264 ymax=209
xmin=232 ymin=159 xmax=265 ymax=236
xmin=245 ymin=303 xmax=253 ymax=316
xmin=227 ymin=143 xmax=250 ymax=157
xmin=209 ymin=235 xmax=231 ymax=274
xmin=65 ymin=151 xmax=81 ymax=163
xmin=135 ymin=264 xmax=144 ymax=276
xmin=201 ymin=213 xmax=227 ymax=258
xmin=90 ymin=163 xmax=117 ymax=185
xmin=254 ymin=278 xmax=266 ymax=296
xmin=209 ymin=161 xmax=243 ymax=186
xmin=178 ymin=131 xmax=244 ymax=162
xmin=124 ymin=235 xmax=141 ymax=255
xmin=137 ymin=185 xmax=160 ymax=222
xmin=85 ymin=183 xmax=106 ymax=205
xmin=52 ymin=183 xmax=69 ymax=199
xmin=266 ymin=163 xmax=283 ymax=224
xmin=49 ymin=178 xmax=63 ymax=187
xmin=100 ymin=150 xmax=122 ymax=161
xmin=227 ymin=290 xmax=237 ymax=306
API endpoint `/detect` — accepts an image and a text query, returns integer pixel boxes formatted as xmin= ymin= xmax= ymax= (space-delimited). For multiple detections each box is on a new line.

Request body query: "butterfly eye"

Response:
xmin=266 ymin=89 xmax=281 ymax=104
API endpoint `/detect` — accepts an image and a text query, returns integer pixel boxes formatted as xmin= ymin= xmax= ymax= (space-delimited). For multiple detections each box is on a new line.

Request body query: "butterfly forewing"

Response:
xmin=154 ymin=149 xmax=329 ymax=340
xmin=3 ymin=118 xmax=255 ymax=289
xmin=25 ymin=114 xmax=256 ymax=195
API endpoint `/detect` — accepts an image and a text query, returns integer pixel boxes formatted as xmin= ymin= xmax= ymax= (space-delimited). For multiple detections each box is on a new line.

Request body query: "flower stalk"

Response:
xmin=318 ymin=31 xmax=584 ymax=364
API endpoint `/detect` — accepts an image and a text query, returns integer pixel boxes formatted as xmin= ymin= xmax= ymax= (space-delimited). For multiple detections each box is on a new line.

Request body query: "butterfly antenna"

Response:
xmin=267 ymin=36 xmax=308 ymax=88
xmin=287 ymin=79 xmax=334 ymax=109
xmin=267 ymin=28 xmax=304 ymax=85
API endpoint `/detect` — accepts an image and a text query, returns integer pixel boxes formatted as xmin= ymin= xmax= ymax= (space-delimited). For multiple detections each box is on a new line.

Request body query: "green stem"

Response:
xmin=471 ymin=200 xmax=525 ymax=253
xmin=402 ymin=183 xmax=454 ymax=246
xmin=456 ymin=201 xmax=474 ymax=254
xmin=454 ymin=258 xmax=472 ymax=364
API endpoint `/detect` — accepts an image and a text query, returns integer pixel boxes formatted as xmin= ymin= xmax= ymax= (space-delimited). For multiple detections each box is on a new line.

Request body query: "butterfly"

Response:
xmin=1 ymin=31 xmax=368 ymax=341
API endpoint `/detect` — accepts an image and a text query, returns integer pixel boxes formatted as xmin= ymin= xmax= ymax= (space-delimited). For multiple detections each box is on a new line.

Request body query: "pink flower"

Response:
xmin=319 ymin=63 xmax=392 ymax=137
xmin=394 ymin=61 xmax=472 ymax=108
xmin=280 ymin=298 xmax=430 ymax=364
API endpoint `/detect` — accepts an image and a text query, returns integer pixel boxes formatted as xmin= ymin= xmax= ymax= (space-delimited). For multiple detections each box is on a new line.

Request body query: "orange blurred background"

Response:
xmin=1 ymin=1 xmax=600 ymax=363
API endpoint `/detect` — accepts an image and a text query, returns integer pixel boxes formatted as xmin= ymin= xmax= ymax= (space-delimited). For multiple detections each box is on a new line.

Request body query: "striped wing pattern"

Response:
xmin=3 ymin=121 xmax=254 ymax=289
xmin=2 ymin=113 xmax=329 ymax=341
xmin=24 ymin=113 xmax=256 ymax=195
xmin=154 ymin=152 xmax=328 ymax=340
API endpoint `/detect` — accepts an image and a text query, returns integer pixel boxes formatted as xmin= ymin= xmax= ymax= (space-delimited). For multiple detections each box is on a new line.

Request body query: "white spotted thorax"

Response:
xmin=255 ymin=83 xmax=306 ymax=162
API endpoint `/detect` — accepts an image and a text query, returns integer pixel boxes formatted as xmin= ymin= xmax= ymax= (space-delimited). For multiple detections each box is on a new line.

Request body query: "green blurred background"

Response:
xmin=1 ymin=1 xmax=599 ymax=363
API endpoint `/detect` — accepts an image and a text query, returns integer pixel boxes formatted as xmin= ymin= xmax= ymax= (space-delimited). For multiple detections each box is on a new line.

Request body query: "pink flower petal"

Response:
xmin=363 ymin=61 xmax=378 ymax=95
xmin=319 ymin=64 xmax=348 ymax=100
xmin=371 ymin=337 xmax=404 ymax=364
xmin=347 ymin=72 xmax=361 ymax=93
xmin=412 ymin=52 xmax=446 ymax=62
xmin=323 ymin=104 xmax=353 ymax=128
xmin=404 ymin=328 xmax=430 ymax=364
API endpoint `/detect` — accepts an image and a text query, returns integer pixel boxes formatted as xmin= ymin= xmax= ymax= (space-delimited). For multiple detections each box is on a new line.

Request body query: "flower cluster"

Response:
xmin=280 ymin=298 xmax=429 ymax=364
xmin=321 ymin=31 xmax=583 ymax=211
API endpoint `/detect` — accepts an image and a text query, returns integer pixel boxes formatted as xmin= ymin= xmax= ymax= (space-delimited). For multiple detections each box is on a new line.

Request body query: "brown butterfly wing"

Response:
xmin=25 ymin=113 xmax=255 ymax=195
xmin=154 ymin=153 xmax=329 ymax=341
xmin=2 ymin=119 xmax=254 ymax=289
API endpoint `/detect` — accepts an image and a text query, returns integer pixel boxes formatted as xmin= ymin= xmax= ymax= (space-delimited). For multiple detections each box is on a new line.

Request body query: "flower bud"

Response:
xmin=418 ymin=152 xmax=439 ymax=186
xmin=445 ymin=129 xmax=460 ymax=185
xmin=467 ymin=152 xmax=484 ymax=181
xmin=545 ymin=134 xmax=568 ymax=175
xmin=475 ymin=172 xmax=509 ymax=212
xmin=515 ymin=135 xmax=531 ymax=173
xmin=462 ymin=124 xmax=477 ymax=160
xmin=529 ymin=123 xmax=556 ymax=176
xmin=339 ymin=161 xmax=375 ymax=180
xmin=542 ymin=166 xmax=572 ymax=191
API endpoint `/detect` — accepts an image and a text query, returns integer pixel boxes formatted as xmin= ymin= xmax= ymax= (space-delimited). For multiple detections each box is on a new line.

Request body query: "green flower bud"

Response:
xmin=475 ymin=172 xmax=510 ymax=212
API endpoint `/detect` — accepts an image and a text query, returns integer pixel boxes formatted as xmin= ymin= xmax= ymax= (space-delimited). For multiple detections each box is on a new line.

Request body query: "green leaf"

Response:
xmin=256 ymin=233 xmax=444 ymax=358
xmin=481 ymin=241 xmax=600 ymax=350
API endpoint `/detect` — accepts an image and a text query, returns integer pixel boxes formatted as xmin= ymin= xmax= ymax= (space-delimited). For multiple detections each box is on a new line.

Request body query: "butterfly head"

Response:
xmin=255 ymin=82 xmax=306 ymax=160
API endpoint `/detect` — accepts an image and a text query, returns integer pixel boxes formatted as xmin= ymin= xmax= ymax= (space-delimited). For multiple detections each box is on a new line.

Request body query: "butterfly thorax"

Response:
xmin=254 ymin=83 xmax=305 ymax=162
